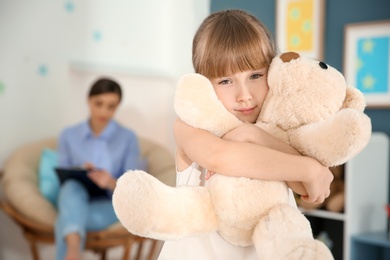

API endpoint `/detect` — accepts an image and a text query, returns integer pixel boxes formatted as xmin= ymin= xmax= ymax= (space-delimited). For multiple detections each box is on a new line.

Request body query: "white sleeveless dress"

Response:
xmin=158 ymin=163 xmax=298 ymax=260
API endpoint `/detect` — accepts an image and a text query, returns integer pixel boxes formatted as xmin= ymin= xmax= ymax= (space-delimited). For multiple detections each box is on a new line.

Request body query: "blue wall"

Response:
xmin=211 ymin=0 xmax=390 ymax=190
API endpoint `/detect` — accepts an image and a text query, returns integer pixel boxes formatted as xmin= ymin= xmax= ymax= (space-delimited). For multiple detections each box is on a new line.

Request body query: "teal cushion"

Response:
xmin=38 ymin=148 xmax=59 ymax=207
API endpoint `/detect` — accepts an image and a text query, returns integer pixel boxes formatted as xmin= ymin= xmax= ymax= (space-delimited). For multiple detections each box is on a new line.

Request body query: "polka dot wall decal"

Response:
xmin=93 ymin=30 xmax=102 ymax=42
xmin=291 ymin=34 xmax=301 ymax=47
xmin=65 ymin=1 xmax=75 ymax=12
xmin=38 ymin=65 xmax=48 ymax=76
xmin=0 ymin=81 xmax=5 ymax=94
xmin=356 ymin=57 xmax=363 ymax=71
xmin=362 ymin=74 xmax=376 ymax=90
xmin=302 ymin=20 xmax=312 ymax=33
xmin=290 ymin=8 xmax=300 ymax=20
xmin=362 ymin=39 xmax=375 ymax=53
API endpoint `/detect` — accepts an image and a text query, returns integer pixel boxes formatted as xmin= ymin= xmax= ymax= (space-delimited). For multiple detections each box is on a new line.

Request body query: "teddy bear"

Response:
xmin=112 ymin=52 xmax=371 ymax=259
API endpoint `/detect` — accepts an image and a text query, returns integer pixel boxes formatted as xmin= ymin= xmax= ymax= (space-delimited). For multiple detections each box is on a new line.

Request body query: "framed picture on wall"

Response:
xmin=344 ymin=20 xmax=390 ymax=108
xmin=276 ymin=0 xmax=325 ymax=60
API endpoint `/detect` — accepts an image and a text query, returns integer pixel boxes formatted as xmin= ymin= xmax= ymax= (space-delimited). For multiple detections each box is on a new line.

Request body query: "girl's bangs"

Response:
xmin=204 ymin=45 xmax=268 ymax=79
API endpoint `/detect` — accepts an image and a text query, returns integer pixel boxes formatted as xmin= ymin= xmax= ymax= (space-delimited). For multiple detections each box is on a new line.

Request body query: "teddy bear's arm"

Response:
xmin=342 ymin=86 xmax=366 ymax=111
xmin=288 ymin=108 xmax=371 ymax=167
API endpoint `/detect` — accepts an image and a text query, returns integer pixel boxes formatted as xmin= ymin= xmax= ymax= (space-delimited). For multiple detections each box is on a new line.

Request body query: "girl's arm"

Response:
xmin=174 ymin=118 xmax=332 ymax=203
xmin=221 ymin=123 xmax=306 ymax=195
xmin=222 ymin=123 xmax=299 ymax=154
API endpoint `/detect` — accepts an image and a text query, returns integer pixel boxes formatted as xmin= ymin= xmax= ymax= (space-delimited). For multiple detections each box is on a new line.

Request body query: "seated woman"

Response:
xmin=55 ymin=78 xmax=143 ymax=260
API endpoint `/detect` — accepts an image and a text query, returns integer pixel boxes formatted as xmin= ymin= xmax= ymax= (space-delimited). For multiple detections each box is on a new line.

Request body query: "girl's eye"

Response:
xmin=250 ymin=73 xmax=262 ymax=80
xmin=219 ymin=79 xmax=232 ymax=85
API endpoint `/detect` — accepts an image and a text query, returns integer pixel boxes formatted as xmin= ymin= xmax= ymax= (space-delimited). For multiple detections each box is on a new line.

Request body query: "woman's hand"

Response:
xmin=88 ymin=169 xmax=116 ymax=191
xmin=83 ymin=162 xmax=95 ymax=171
xmin=300 ymin=159 xmax=333 ymax=204
xmin=83 ymin=163 xmax=116 ymax=190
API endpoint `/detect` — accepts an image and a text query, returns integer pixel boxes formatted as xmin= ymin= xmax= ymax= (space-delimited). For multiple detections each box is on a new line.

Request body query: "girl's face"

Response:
xmin=88 ymin=93 xmax=120 ymax=127
xmin=210 ymin=68 xmax=268 ymax=123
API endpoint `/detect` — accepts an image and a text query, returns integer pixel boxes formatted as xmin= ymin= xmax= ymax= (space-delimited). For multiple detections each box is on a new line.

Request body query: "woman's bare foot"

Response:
xmin=65 ymin=233 xmax=81 ymax=260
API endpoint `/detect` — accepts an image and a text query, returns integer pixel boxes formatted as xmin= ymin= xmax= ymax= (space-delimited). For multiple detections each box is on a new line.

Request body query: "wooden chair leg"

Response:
xmin=135 ymin=240 xmax=144 ymax=260
xmin=27 ymin=239 xmax=39 ymax=260
xmin=148 ymin=240 xmax=158 ymax=260
xmin=122 ymin=241 xmax=132 ymax=260
xmin=100 ymin=250 xmax=107 ymax=260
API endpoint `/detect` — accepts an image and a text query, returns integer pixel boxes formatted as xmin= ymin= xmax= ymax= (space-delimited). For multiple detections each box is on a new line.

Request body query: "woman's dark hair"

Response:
xmin=88 ymin=78 xmax=122 ymax=102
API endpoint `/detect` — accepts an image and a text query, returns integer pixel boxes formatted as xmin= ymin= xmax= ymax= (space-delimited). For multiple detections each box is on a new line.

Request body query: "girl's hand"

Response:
xmin=286 ymin=181 xmax=307 ymax=196
xmin=300 ymin=159 xmax=333 ymax=204
xmin=88 ymin=170 xmax=116 ymax=191
xmin=205 ymin=170 xmax=216 ymax=180
xmin=222 ymin=123 xmax=261 ymax=143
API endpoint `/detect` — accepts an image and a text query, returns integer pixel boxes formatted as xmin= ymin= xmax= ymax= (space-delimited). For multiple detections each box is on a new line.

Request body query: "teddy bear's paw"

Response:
xmin=254 ymin=220 xmax=334 ymax=260
xmin=254 ymin=237 xmax=333 ymax=260
xmin=253 ymin=204 xmax=313 ymax=239
xmin=113 ymin=170 xmax=218 ymax=240
xmin=289 ymin=108 xmax=371 ymax=166
xmin=343 ymin=86 xmax=366 ymax=111
xmin=252 ymin=204 xmax=322 ymax=259
xmin=320 ymin=108 xmax=371 ymax=166
xmin=112 ymin=170 xmax=166 ymax=237
xmin=250 ymin=201 xmax=334 ymax=260
xmin=174 ymin=73 xmax=242 ymax=137
xmin=278 ymin=239 xmax=334 ymax=260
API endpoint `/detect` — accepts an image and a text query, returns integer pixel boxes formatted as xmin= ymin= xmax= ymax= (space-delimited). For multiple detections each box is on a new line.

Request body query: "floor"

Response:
xmin=0 ymin=198 xmax=163 ymax=260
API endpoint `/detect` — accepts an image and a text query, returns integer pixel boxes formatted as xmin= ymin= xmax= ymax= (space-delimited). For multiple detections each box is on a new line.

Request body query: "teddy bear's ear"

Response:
xmin=174 ymin=73 xmax=242 ymax=137
xmin=280 ymin=52 xmax=300 ymax=62
xmin=343 ymin=86 xmax=367 ymax=111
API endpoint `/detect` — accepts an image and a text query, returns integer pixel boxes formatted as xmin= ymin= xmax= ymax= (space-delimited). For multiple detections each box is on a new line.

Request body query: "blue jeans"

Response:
xmin=55 ymin=180 xmax=118 ymax=260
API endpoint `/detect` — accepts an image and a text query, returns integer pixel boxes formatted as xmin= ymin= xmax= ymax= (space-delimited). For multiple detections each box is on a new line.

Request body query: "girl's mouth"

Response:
xmin=238 ymin=107 xmax=255 ymax=114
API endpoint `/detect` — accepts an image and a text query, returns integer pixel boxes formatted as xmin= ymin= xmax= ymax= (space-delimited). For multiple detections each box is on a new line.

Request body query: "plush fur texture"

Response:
xmin=113 ymin=52 xmax=371 ymax=259
xmin=257 ymin=52 xmax=371 ymax=167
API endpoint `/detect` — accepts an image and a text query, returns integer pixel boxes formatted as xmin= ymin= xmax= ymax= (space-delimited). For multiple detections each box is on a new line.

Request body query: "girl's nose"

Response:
xmin=237 ymin=84 xmax=252 ymax=102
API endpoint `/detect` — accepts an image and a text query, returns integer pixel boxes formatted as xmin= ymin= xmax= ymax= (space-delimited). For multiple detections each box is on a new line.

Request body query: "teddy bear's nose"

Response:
xmin=280 ymin=52 xmax=300 ymax=63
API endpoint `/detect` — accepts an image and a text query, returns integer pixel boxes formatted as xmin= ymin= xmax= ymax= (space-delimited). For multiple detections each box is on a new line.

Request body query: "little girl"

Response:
xmin=158 ymin=9 xmax=332 ymax=260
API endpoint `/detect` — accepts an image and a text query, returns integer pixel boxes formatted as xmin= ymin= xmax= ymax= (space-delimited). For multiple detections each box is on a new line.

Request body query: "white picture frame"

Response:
xmin=344 ymin=20 xmax=390 ymax=108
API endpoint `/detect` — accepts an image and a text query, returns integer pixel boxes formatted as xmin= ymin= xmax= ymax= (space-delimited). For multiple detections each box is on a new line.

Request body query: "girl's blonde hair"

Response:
xmin=193 ymin=9 xmax=276 ymax=79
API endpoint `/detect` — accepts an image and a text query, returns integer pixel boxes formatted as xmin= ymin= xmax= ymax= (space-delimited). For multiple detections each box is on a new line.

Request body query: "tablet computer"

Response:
xmin=55 ymin=167 xmax=108 ymax=197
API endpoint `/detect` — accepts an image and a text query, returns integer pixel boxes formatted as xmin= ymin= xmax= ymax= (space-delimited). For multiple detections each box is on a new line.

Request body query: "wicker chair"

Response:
xmin=0 ymin=137 xmax=175 ymax=260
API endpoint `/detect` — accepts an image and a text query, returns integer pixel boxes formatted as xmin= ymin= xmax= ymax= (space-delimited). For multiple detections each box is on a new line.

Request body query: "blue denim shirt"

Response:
xmin=58 ymin=120 xmax=142 ymax=179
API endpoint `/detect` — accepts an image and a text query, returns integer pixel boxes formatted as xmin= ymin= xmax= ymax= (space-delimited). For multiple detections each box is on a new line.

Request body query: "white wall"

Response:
xmin=0 ymin=0 xmax=210 ymax=259
xmin=0 ymin=0 xmax=210 ymax=165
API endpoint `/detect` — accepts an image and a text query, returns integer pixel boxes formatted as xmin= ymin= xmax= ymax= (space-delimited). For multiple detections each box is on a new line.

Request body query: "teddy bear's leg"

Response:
xmin=289 ymin=108 xmax=371 ymax=166
xmin=112 ymin=170 xmax=218 ymax=240
xmin=252 ymin=204 xmax=334 ymax=260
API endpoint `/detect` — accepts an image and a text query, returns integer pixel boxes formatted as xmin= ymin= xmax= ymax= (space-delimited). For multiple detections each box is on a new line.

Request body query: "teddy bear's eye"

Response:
xmin=319 ymin=62 xmax=328 ymax=69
